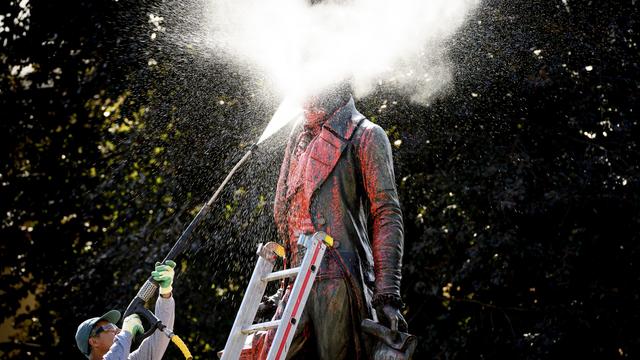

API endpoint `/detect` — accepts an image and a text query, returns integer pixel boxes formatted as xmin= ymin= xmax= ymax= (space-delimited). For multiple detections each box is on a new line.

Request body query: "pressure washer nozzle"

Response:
xmin=249 ymin=143 xmax=258 ymax=151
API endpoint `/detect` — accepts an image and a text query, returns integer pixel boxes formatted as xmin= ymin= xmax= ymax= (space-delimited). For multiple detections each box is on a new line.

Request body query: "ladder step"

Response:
xmin=241 ymin=320 xmax=281 ymax=335
xmin=262 ymin=267 xmax=300 ymax=282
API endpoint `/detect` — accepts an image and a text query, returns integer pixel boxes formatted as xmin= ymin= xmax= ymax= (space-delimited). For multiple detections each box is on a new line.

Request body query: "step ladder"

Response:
xmin=220 ymin=231 xmax=334 ymax=360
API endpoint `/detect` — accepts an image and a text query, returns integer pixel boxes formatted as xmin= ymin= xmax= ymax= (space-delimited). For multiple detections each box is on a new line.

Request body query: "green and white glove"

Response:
xmin=152 ymin=260 xmax=176 ymax=296
xmin=122 ymin=314 xmax=144 ymax=336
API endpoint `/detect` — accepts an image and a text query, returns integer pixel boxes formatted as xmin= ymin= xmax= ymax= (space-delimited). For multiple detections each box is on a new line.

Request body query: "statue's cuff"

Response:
xmin=372 ymin=293 xmax=404 ymax=309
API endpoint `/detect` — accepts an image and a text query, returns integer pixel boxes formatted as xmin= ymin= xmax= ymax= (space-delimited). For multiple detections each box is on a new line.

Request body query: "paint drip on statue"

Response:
xmin=296 ymin=103 xmax=326 ymax=155
xmin=296 ymin=85 xmax=350 ymax=153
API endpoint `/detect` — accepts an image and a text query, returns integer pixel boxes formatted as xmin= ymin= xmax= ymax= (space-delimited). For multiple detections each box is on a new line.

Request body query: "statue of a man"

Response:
xmin=262 ymin=82 xmax=407 ymax=359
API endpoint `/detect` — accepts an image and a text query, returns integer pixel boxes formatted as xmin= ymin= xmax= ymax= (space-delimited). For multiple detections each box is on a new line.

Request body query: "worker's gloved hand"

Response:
xmin=122 ymin=314 xmax=144 ymax=337
xmin=375 ymin=304 xmax=408 ymax=332
xmin=152 ymin=260 xmax=176 ymax=296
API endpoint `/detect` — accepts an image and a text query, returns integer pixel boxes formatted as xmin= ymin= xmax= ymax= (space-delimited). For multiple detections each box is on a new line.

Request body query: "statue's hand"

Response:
xmin=257 ymin=287 xmax=283 ymax=316
xmin=375 ymin=304 xmax=408 ymax=332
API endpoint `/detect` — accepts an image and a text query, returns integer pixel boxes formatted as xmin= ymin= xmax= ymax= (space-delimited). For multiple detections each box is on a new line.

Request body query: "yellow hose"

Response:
xmin=171 ymin=334 xmax=193 ymax=360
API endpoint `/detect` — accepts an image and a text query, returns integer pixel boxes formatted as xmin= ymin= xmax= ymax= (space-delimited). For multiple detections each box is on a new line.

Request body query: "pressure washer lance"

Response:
xmin=123 ymin=143 xmax=258 ymax=360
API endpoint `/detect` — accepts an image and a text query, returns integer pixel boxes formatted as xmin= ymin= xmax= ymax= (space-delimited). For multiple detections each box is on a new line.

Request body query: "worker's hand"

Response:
xmin=152 ymin=260 xmax=176 ymax=296
xmin=122 ymin=314 xmax=144 ymax=336
xmin=375 ymin=304 xmax=408 ymax=332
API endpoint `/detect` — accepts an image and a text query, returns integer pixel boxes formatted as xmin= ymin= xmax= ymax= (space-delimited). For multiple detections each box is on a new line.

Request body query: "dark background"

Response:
xmin=1 ymin=0 xmax=638 ymax=358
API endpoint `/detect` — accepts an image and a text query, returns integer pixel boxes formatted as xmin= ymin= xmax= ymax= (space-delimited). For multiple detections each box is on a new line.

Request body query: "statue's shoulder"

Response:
xmin=351 ymin=117 xmax=386 ymax=143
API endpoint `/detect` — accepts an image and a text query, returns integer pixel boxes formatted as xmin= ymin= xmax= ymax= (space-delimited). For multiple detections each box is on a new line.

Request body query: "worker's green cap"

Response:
xmin=75 ymin=309 xmax=121 ymax=358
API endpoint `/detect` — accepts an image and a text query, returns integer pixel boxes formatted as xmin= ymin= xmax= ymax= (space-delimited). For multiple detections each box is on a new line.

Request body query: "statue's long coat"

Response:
xmin=274 ymin=97 xmax=405 ymax=321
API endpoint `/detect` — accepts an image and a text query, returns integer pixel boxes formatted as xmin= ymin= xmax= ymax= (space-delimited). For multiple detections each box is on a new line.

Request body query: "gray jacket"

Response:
xmin=103 ymin=296 xmax=175 ymax=360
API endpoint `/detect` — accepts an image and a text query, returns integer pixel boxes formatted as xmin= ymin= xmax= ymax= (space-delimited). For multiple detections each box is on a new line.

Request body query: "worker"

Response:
xmin=75 ymin=260 xmax=176 ymax=359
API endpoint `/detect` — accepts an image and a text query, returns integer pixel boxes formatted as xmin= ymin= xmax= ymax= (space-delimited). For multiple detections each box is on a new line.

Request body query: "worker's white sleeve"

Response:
xmin=128 ymin=296 xmax=176 ymax=360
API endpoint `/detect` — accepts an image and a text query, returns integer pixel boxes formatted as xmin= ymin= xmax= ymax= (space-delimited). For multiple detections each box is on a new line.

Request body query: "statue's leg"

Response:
xmin=285 ymin=313 xmax=313 ymax=360
xmin=312 ymin=277 xmax=354 ymax=360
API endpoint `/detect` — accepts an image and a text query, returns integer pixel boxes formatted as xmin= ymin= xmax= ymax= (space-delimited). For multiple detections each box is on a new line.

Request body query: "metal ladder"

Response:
xmin=220 ymin=231 xmax=333 ymax=360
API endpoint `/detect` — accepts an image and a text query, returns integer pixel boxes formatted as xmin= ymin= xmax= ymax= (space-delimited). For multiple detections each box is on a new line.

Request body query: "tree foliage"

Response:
xmin=1 ymin=0 xmax=638 ymax=358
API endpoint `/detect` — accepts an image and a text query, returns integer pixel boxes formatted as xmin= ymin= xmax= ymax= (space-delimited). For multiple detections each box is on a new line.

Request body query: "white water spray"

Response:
xmin=257 ymin=97 xmax=303 ymax=144
xmin=202 ymin=0 xmax=480 ymax=103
